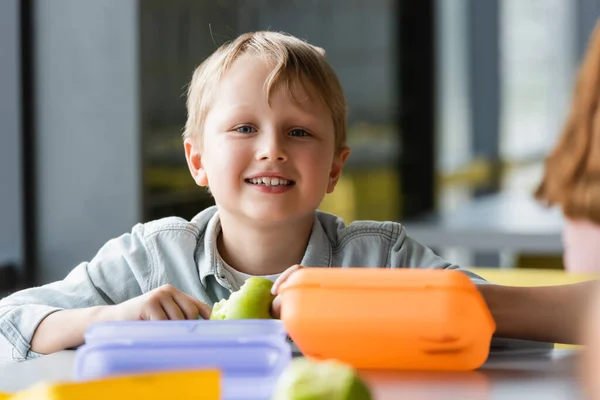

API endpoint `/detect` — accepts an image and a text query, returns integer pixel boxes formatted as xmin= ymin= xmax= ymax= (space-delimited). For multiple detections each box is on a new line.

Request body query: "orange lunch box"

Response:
xmin=279 ymin=267 xmax=496 ymax=371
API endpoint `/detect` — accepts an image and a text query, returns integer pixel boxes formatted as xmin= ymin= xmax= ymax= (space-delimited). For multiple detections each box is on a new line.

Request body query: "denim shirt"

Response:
xmin=0 ymin=206 xmax=486 ymax=362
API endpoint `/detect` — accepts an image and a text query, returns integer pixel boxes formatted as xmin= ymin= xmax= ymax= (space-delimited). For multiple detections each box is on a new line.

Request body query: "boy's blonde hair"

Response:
xmin=535 ymin=21 xmax=600 ymax=224
xmin=183 ymin=31 xmax=347 ymax=155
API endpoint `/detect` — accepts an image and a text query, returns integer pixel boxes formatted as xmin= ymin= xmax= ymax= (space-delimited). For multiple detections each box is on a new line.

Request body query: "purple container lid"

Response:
xmin=73 ymin=320 xmax=291 ymax=400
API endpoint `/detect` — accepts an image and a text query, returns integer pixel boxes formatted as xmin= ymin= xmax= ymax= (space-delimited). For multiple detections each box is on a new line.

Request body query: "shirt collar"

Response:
xmin=300 ymin=214 xmax=333 ymax=268
xmin=196 ymin=209 xmax=333 ymax=286
xmin=197 ymin=208 xmax=222 ymax=287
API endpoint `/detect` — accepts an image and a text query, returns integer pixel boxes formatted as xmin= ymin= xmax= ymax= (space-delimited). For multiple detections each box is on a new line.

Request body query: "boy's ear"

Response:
xmin=326 ymin=147 xmax=351 ymax=194
xmin=184 ymin=138 xmax=209 ymax=187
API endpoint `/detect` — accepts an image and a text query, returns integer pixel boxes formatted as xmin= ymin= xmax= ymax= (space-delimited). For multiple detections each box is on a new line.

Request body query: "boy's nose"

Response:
xmin=257 ymin=135 xmax=288 ymax=162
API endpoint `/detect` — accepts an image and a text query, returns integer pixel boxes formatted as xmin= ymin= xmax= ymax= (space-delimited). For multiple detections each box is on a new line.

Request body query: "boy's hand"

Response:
xmin=110 ymin=284 xmax=212 ymax=321
xmin=270 ymin=265 xmax=303 ymax=319
xmin=30 ymin=285 xmax=211 ymax=355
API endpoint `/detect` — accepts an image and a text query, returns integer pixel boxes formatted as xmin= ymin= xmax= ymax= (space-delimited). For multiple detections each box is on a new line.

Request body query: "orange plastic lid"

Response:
xmin=278 ymin=267 xmax=495 ymax=371
xmin=280 ymin=267 xmax=478 ymax=292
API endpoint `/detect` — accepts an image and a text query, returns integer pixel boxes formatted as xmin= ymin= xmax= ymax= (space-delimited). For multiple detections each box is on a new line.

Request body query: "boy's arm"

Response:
xmin=29 ymin=306 xmax=112 ymax=355
xmin=0 ymin=224 xmax=150 ymax=361
xmin=478 ymin=281 xmax=597 ymax=345
xmin=29 ymin=284 xmax=212 ymax=355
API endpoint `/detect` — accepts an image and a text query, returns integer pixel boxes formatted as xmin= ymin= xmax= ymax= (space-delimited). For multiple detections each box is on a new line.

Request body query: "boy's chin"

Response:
xmin=247 ymin=209 xmax=309 ymax=225
xmin=223 ymin=204 xmax=314 ymax=225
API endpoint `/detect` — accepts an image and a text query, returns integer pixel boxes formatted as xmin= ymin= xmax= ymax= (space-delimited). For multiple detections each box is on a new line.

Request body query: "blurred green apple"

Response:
xmin=210 ymin=277 xmax=275 ymax=320
xmin=272 ymin=357 xmax=372 ymax=400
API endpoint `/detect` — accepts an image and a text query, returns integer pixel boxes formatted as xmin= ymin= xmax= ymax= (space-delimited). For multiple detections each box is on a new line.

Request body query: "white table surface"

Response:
xmin=0 ymin=349 xmax=582 ymax=400
xmin=402 ymin=192 xmax=564 ymax=254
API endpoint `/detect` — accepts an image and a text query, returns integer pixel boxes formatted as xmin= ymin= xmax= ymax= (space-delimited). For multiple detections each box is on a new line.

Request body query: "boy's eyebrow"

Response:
xmin=216 ymin=106 xmax=328 ymax=132
xmin=281 ymin=112 xmax=325 ymax=128
xmin=219 ymin=104 xmax=257 ymax=112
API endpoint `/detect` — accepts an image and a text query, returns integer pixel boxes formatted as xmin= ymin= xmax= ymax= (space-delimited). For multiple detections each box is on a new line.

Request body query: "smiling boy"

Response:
xmin=183 ymin=40 xmax=349 ymax=278
xmin=0 ymin=31 xmax=595 ymax=362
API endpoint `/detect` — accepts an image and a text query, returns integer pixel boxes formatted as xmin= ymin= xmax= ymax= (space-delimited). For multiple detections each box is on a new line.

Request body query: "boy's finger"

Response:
xmin=173 ymin=290 xmax=212 ymax=319
xmin=160 ymin=298 xmax=186 ymax=320
xmin=191 ymin=297 xmax=212 ymax=319
xmin=172 ymin=292 xmax=200 ymax=320
xmin=146 ymin=304 xmax=169 ymax=321
xmin=270 ymin=295 xmax=281 ymax=319
xmin=271 ymin=264 xmax=303 ymax=295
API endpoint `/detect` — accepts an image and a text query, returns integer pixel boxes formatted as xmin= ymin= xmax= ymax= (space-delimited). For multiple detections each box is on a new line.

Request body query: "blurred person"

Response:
xmin=536 ymin=19 xmax=600 ymax=398
xmin=536 ymin=21 xmax=600 ymax=274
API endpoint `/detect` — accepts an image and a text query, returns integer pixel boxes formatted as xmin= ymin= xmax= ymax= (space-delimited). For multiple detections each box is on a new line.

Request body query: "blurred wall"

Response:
xmin=0 ymin=0 xmax=23 ymax=272
xmin=235 ymin=0 xmax=397 ymax=125
xmin=33 ymin=0 xmax=141 ymax=284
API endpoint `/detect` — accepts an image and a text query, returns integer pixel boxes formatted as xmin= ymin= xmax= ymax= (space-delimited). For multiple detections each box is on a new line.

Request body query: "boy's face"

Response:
xmin=185 ymin=56 xmax=350 ymax=225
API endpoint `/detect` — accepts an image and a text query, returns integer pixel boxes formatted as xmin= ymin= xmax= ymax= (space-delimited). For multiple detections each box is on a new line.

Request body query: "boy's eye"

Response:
xmin=235 ymin=125 xmax=256 ymax=134
xmin=289 ymin=128 xmax=310 ymax=137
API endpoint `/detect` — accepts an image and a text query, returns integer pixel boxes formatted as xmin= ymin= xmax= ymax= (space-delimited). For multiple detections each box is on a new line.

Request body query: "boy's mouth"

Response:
xmin=244 ymin=177 xmax=295 ymax=187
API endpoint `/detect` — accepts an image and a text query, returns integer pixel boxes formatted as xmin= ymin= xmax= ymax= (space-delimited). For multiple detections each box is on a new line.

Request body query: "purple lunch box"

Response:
xmin=73 ymin=319 xmax=291 ymax=400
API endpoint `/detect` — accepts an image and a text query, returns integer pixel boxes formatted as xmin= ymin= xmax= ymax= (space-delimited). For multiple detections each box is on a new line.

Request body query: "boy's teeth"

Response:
xmin=250 ymin=177 xmax=290 ymax=186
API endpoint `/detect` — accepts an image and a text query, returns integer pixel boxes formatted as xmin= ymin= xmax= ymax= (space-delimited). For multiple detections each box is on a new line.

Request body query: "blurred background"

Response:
xmin=1 ymin=0 xmax=599 ymax=292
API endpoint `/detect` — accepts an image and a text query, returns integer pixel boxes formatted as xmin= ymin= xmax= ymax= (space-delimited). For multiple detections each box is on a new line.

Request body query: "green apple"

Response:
xmin=210 ymin=277 xmax=275 ymax=320
xmin=272 ymin=357 xmax=373 ymax=400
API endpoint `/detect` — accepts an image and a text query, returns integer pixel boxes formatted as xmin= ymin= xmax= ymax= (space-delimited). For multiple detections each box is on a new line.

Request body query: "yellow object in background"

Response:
xmin=319 ymin=168 xmax=401 ymax=224
xmin=0 ymin=393 xmax=11 ymax=400
xmin=468 ymin=268 xmax=597 ymax=287
xmin=7 ymin=369 xmax=220 ymax=400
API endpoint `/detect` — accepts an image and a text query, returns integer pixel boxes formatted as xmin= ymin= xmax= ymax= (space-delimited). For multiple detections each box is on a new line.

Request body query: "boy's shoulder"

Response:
xmin=315 ymin=210 xmax=405 ymax=246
